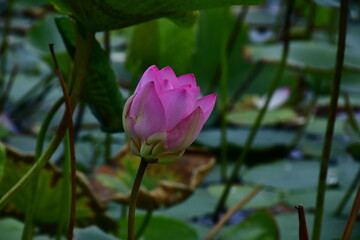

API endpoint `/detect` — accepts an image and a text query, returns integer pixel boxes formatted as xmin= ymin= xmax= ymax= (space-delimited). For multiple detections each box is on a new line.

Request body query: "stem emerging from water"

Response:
xmin=312 ymin=0 xmax=348 ymax=239
xmin=128 ymin=158 xmax=148 ymax=240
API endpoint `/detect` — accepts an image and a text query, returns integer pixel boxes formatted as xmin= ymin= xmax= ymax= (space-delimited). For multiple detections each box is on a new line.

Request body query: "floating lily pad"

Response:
xmin=74 ymin=226 xmax=121 ymax=240
xmin=208 ymin=184 xmax=280 ymax=209
xmin=242 ymin=160 xmax=321 ymax=190
xmin=228 ymin=108 xmax=299 ymax=126
xmin=92 ymin=146 xmax=215 ymax=210
xmin=0 ymin=146 xmax=116 ymax=233
xmin=196 ymin=128 xmax=295 ymax=149
xmin=244 ymin=41 xmax=360 ymax=72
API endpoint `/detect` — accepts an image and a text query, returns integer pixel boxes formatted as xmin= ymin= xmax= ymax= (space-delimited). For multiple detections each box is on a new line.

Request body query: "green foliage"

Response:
xmin=220 ymin=211 xmax=279 ymax=240
xmin=55 ymin=17 xmax=125 ymax=133
xmin=126 ymin=18 xmax=195 ymax=85
xmin=49 ymin=0 xmax=264 ymax=32
xmin=0 ymin=148 xmax=115 ymax=231
xmin=118 ymin=215 xmax=198 ymax=240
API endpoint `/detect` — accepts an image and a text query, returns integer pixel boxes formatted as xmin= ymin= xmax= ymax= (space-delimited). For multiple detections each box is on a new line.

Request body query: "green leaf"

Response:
xmin=227 ymin=108 xmax=299 ymax=126
xmin=55 ymin=17 xmax=124 ymax=132
xmin=27 ymin=13 xmax=66 ymax=54
xmin=220 ymin=211 xmax=279 ymax=240
xmin=50 ymin=0 xmax=264 ymax=32
xmin=126 ymin=18 xmax=195 ymax=86
xmin=245 ymin=41 xmax=360 ymax=72
xmin=314 ymin=0 xmax=339 ymax=7
xmin=118 ymin=215 xmax=198 ymax=240
xmin=208 ymin=185 xmax=280 ymax=209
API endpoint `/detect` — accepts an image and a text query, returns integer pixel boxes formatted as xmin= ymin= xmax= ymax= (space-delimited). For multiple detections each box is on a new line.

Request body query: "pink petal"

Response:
xmin=160 ymin=66 xmax=180 ymax=88
xmin=178 ymin=74 xmax=196 ymax=87
xmin=195 ymin=94 xmax=217 ymax=122
xmin=135 ymin=65 xmax=161 ymax=93
xmin=166 ymin=107 xmax=204 ymax=151
xmin=129 ymin=81 xmax=166 ymax=138
xmin=160 ymin=86 xmax=200 ymax=130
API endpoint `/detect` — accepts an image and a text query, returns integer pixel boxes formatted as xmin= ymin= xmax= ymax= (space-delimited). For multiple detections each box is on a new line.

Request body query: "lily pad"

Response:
xmin=244 ymin=41 xmax=360 ymax=72
xmin=196 ymin=128 xmax=296 ymax=149
xmin=228 ymin=108 xmax=299 ymax=126
xmin=92 ymin=146 xmax=215 ymax=210
xmin=208 ymin=184 xmax=280 ymax=209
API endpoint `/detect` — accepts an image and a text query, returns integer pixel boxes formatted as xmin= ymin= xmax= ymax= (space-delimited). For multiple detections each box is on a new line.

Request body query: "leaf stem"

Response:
xmin=49 ymin=44 xmax=77 ymax=240
xmin=128 ymin=158 xmax=148 ymax=240
xmin=311 ymin=1 xmax=348 ymax=239
xmin=334 ymin=167 xmax=360 ymax=216
xmin=135 ymin=210 xmax=153 ymax=239
xmin=205 ymin=185 xmax=263 ymax=240
xmin=22 ymin=97 xmax=64 ymax=240
xmin=213 ymin=0 xmax=294 ymax=216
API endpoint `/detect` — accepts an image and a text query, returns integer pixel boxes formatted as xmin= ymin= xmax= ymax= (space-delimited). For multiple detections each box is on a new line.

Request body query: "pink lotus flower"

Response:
xmin=123 ymin=65 xmax=216 ymax=163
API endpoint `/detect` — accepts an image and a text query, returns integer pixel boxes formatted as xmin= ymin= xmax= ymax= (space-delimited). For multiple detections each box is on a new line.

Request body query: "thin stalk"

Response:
xmin=0 ymin=64 xmax=18 ymax=112
xmin=49 ymin=44 xmax=76 ymax=240
xmin=0 ymin=0 xmax=15 ymax=90
xmin=214 ymin=0 xmax=294 ymax=215
xmin=205 ymin=185 xmax=263 ymax=240
xmin=128 ymin=158 xmax=148 ymax=240
xmin=21 ymin=97 xmax=64 ymax=240
xmin=334 ymin=168 xmax=360 ymax=216
xmin=0 ymin=119 xmax=67 ymax=210
xmin=341 ymin=185 xmax=360 ymax=240
xmin=227 ymin=62 xmax=264 ymax=112
xmin=206 ymin=6 xmax=249 ymax=95
xmin=105 ymin=133 xmax=112 ymax=163
xmin=295 ymin=205 xmax=309 ymax=240
xmin=56 ymin=131 xmax=72 ymax=240
xmin=135 ymin=210 xmax=153 ymax=240
xmin=290 ymin=93 xmax=318 ymax=147
xmin=312 ymin=0 xmax=348 ymax=239
xmin=220 ymin=16 xmax=229 ymax=182
xmin=343 ymin=93 xmax=360 ymax=134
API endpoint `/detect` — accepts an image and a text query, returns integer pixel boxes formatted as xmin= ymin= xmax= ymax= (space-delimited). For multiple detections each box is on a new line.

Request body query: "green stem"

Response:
xmin=334 ymin=167 xmax=360 ymax=216
xmin=0 ymin=0 xmax=15 ymax=91
xmin=289 ymin=93 xmax=318 ymax=147
xmin=214 ymin=0 xmax=294 ymax=215
xmin=135 ymin=210 xmax=153 ymax=239
xmin=128 ymin=158 xmax=148 ymax=240
xmin=220 ymin=11 xmax=229 ymax=182
xmin=56 ymin=131 xmax=72 ymax=240
xmin=105 ymin=133 xmax=112 ymax=163
xmin=0 ymin=118 xmax=67 ymax=210
xmin=312 ymin=1 xmax=348 ymax=240
xmin=22 ymin=97 xmax=64 ymax=240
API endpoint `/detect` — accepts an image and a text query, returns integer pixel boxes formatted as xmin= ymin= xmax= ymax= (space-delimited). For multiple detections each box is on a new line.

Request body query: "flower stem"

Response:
xmin=213 ymin=0 xmax=294 ymax=216
xmin=311 ymin=0 xmax=348 ymax=239
xmin=128 ymin=158 xmax=148 ymax=240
